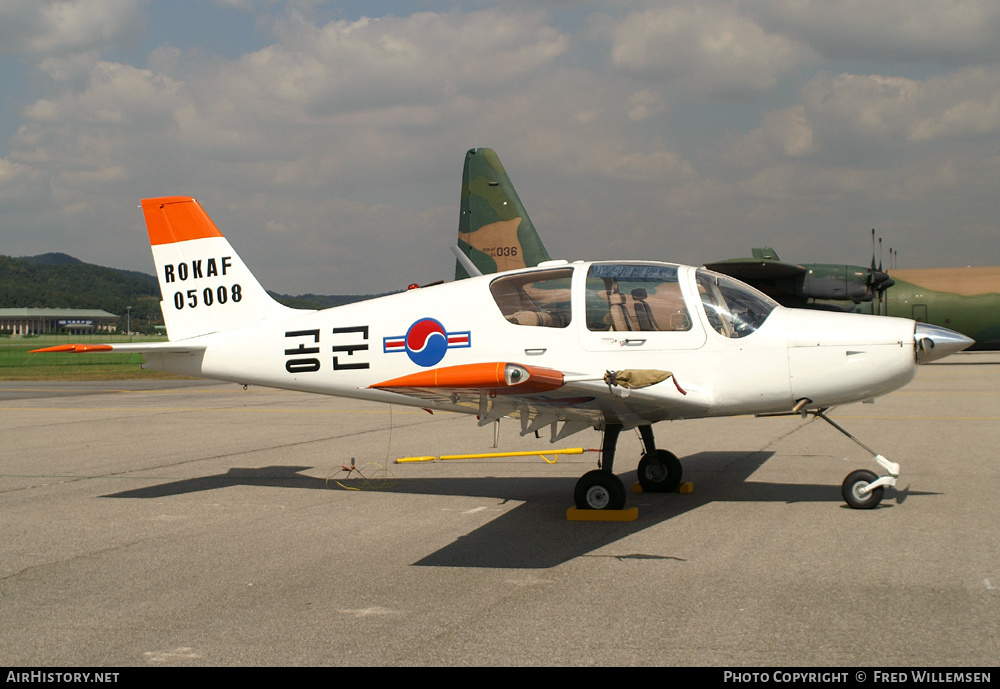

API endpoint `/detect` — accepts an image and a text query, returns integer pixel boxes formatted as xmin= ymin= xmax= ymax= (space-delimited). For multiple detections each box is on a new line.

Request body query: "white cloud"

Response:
xmin=795 ymin=67 xmax=1000 ymax=157
xmin=604 ymin=150 xmax=697 ymax=182
xmin=609 ymin=4 xmax=811 ymax=98
xmin=749 ymin=0 xmax=1000 ymax=66
xmin=243 ymin=10 xmax=569 ymax=115
xmin=0 ymin=0 xmax=146 ymax=57
xmin=721 ymin=65 xmax=1000 ymax=172
xmin=0 ymin=7 xmax=581 ymax=291
xmin=626 ymin=89 xmax=665 ymax=122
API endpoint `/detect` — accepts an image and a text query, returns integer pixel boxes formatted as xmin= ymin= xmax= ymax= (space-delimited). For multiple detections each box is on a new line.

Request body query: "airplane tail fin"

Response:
xmin=455 ymin=148 xmax=551 ymax=279
xmin=142 ymin=197 xmax=301 ymax=341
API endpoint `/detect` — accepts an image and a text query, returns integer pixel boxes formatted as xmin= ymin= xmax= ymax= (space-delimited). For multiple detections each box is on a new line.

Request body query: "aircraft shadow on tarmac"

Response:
xmin=103 ymin=451 xmax=935 ymax=569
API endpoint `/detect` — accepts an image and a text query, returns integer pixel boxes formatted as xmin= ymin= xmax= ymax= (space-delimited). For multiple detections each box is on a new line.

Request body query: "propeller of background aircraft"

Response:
xmin=869 ymin=229 xmax=895 ymax=315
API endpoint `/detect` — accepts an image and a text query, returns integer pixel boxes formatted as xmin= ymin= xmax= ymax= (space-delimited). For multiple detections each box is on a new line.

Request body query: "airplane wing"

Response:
xmin=30 ymin=342 xmax=207 ymax=354
xmin=704 ymin=249 xmax=811 ymax=306
xmin=702 ymin=257 xmax=806 ymax=282
xmin=706 ymin=253 xmax=884 ymax=305
xmin=370 ymin=361 xmax=712 ymax=438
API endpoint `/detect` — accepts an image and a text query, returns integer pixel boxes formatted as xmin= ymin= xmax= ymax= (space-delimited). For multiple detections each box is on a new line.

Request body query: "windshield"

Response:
xmin=696 ymin=269 xmax=777 ymax=338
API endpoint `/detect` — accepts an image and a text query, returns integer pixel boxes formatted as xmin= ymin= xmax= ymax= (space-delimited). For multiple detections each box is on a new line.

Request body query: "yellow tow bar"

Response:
xmin=396 ymin=447 xmax=586 ymax=465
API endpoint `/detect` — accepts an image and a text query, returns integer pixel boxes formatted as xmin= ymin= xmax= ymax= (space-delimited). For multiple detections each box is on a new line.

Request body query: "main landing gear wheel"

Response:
xmin=637 ymin=449 xmax=683 ymax=493
xmin=842 ymin=469 xmax=885 ymax=510
xmin=574 ymin=470 xmax=626 ymax=510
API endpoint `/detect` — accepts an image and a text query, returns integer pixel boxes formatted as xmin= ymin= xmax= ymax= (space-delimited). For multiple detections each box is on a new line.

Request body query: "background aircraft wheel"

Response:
xmin=574 ymin=470 xmax=626 ymax=510
xmin=637 ymin=449 xmax=683 ymax=493
xmin=842 ymin=469 xmax=884 ymax=509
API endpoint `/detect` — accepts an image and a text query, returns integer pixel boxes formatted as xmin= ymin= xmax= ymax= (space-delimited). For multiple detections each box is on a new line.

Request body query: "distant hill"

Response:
xmin=20 ymin=252 xmax=84 ymax=266
xmin=1 ymin=254 xmax=382 ymax=327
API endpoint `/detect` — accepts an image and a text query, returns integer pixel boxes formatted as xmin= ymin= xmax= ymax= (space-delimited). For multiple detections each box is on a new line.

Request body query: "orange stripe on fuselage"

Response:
xmin=141 ymin=197 xmax=224 ymax=246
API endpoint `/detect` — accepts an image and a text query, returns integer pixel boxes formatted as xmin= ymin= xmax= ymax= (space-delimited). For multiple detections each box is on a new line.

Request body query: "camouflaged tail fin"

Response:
xmin=455 ymin=148 xmax=551 ymax=279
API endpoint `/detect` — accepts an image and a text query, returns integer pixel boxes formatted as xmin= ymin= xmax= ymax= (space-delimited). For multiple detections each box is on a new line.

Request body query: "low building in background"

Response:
xmin=0 ymin=308 xmax=119 ymax=335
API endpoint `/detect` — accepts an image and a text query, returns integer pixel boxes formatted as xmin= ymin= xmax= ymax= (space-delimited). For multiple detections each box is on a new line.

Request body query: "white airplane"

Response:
xmin=35 ymin=196 xmax=973 ymax=511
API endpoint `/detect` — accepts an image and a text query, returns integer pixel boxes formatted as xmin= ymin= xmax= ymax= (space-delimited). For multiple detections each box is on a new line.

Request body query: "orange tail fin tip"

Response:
xmin=141 ymin=197 xmax=224 ymax=246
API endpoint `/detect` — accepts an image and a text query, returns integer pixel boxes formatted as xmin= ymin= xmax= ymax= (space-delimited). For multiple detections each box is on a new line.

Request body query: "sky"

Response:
xmin=1 ymin=0 xmax=999 ymax=295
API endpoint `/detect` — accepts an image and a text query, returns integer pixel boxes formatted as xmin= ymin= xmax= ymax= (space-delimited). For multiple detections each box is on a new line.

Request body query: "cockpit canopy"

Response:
xmin=488 ymin=262 xmax=778 ymax=338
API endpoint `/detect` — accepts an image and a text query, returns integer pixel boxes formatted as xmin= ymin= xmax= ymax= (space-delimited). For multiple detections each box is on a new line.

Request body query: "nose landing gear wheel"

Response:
xmin=842 ymin=469 xmax=884 ymax=509
xmin=637 ymin=449 xmax=683 ymax=493
xmin=574 ymin=470 xmax=627 ymax=510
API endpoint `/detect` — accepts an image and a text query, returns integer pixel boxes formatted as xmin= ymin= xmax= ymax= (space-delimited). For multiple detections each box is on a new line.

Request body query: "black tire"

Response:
xmin=637 ymin=449 xmax=683 ymax=493
xmin=842 ymin=469 xmax=884 ymax=509
xmin=574 ymin=470 xmax=626 ymax=510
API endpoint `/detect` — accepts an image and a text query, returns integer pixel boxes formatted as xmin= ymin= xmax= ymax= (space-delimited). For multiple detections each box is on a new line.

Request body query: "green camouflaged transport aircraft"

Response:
xmin=705 ymin=248 xmax=1000 ymax=350
xmin=454 ymin=150 xmax=999 ymax=350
